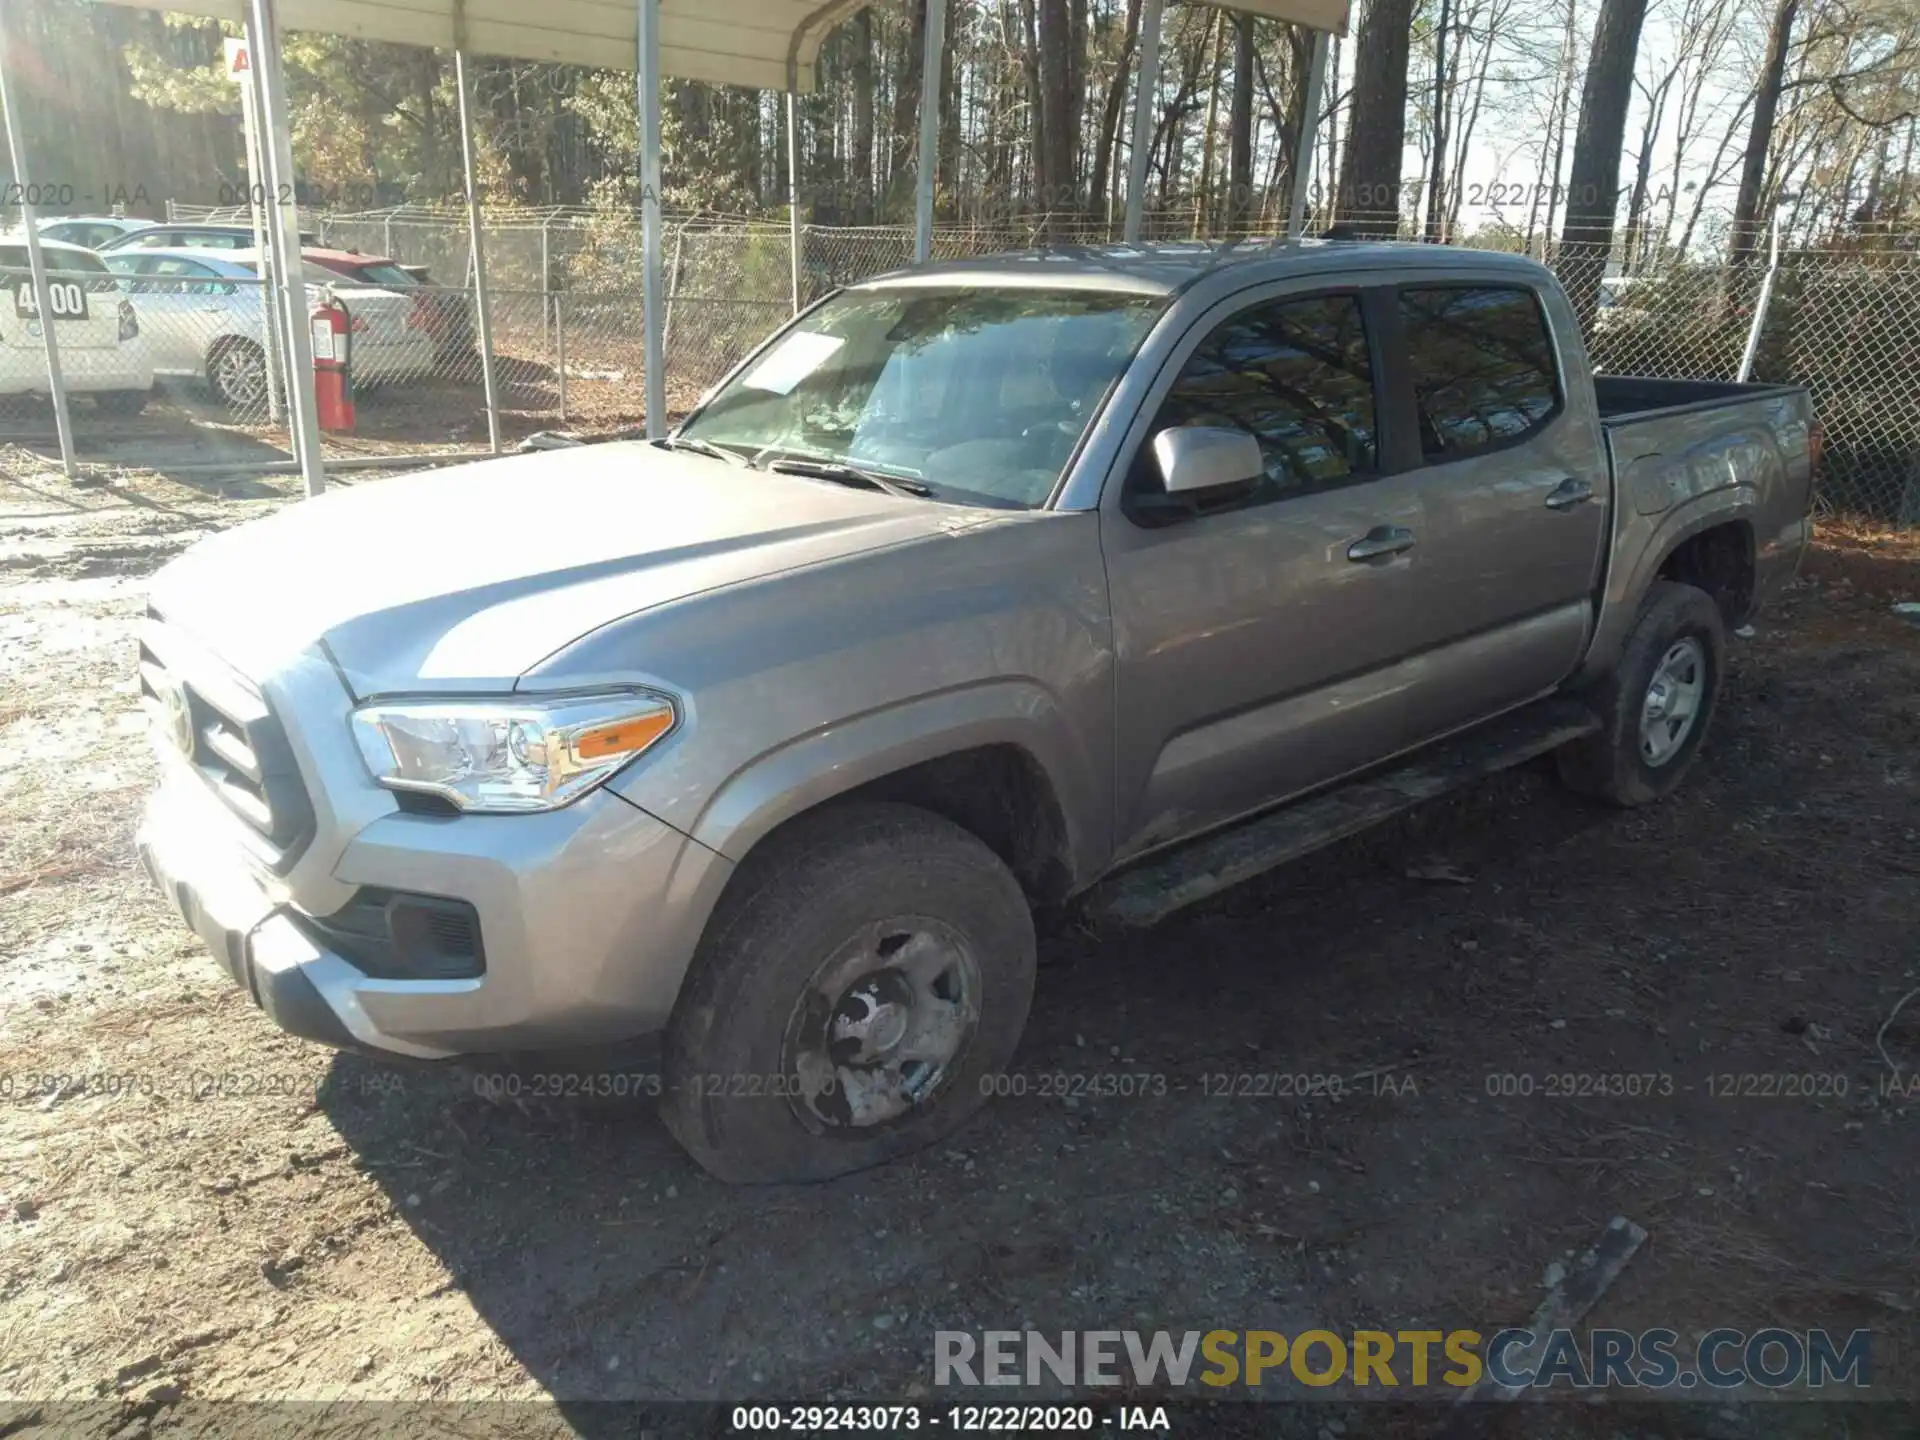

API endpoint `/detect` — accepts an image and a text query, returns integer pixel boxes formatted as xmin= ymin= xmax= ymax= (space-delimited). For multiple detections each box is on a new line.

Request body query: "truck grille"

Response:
xmin=139 ymin=611 xmax=314 ymax=871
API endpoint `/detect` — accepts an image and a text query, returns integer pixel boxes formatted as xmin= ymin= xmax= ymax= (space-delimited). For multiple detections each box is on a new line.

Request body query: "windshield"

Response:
xmin=680 ymin=286 xmax=1162 ymax=508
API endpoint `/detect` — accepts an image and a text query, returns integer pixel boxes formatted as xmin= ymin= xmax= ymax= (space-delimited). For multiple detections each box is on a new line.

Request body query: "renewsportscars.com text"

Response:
xmin=934 ymin=1327 xmax=1874 ymax=1392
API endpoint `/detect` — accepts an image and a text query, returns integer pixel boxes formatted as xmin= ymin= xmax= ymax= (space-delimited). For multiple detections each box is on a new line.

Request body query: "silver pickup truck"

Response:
xmin=136 ymin=241 xmax=1815 ymax=1182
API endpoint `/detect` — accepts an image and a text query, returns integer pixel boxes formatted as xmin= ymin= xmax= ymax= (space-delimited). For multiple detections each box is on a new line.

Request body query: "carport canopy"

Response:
xmin=90 ymin=0 xmax=1348 ymax=91
xmin=64 ymin=0 xmax=1350 ymax=493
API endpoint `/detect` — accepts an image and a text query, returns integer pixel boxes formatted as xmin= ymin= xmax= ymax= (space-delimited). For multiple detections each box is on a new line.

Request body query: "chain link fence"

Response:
xmin=10 ymin=204 xmax=1919 ymax=526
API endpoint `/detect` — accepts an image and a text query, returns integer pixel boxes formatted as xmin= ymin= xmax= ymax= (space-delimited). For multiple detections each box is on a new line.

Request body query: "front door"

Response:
xmin=1101 ymin=286 xmax=1436 ymax=859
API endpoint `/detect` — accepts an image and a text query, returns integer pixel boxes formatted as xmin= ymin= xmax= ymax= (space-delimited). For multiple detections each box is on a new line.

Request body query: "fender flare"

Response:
xmin=1581 ymin=488 xmax=1758 ymax=682
xmin=687 ymin=679 xmax=1107 ymax=884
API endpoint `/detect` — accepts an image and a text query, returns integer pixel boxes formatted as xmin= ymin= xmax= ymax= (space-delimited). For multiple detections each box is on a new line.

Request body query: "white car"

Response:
xmin=0 ymin=239 xmax=154 ymax=412
xmin=38 ymin=216 xmax=157 ymax=250
xmin=104 ymin=247 xmax=435 ymax=411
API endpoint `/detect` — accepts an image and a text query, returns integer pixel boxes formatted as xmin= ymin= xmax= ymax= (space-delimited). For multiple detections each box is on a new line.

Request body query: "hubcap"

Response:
xmin=782 ymin=919 xmax=982 ymax=1133
xmin=1639 ymin=637 xmax=1707 ymax=767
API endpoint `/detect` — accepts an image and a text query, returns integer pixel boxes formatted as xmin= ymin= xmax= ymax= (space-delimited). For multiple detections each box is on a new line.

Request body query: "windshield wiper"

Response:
xmin=757 ymin=451 xmax=935 ymax=499
xmin=653 ymin=436 xmax=746 ymax=466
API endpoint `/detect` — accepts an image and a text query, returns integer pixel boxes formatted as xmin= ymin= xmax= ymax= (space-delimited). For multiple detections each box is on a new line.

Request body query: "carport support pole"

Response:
xmin=637 ymin=0 xmax=666 ymax=438
xmin=454 ymin=50 xmax=502 ymax=456
xmin=0 ymin=20 xmax=77 ymax=480
xmin=912 ymin=0 xmax=945 ymax=263
xmin=1287 ymin=30 xmax=1331 ymax=239
xmin=244 ymin=0 xmax=324 ymax=497
xmin=787 ymin=90 xmax=803 ymax=314
xmin=1122 ymin=0 xmax=1165 ymax=244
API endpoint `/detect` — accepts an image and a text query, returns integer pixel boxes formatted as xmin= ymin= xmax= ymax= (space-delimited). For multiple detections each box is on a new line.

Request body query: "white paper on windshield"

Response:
xmin=742 ymin=330 xmax=844 ymax=395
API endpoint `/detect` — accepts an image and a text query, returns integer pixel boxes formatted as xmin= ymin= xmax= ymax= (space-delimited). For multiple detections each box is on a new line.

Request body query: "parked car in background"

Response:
xmin=135 ymin=242 xmax=1816 ymax=1183
xmin=303 ymin=248 xmax=475 ymax=369
xmin=101 ymin=223 xmax=320 ymax=254
xmin=104 ymin=247 xmax=432 ymax=409
xmin=38 ymin=216 xmax=156 ymax=250
xmin=0 ymin=239 xmax=151 ymax=412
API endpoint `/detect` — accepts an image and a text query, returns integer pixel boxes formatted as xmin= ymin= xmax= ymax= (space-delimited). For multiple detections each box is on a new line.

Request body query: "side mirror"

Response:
xmin=1152 ymin=425 xmax=1264 ymax=496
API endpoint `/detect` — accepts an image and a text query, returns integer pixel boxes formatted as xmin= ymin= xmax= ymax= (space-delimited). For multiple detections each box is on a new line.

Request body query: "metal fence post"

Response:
xmin=554 ymin=291 xmax=567 ymax=424
xmin=1288 ymin=31 xmax=1330 ymax=239
xmin=662 ymin=223 xmax=685 ymax=357
xmin=1737 ymin=210 xmax=1785 ymax=384
xmin=540 ymin=213 xmax=552 ymax=354
xmin=1124 ymin=0 xmax=1166 ymax=244
xmin=788 ymin=89 xmax=803 ymax=314
xmin=245 ymin=0 xmax=324 ymax=497
xmin=0 ymin=14 xmax=77 ymax=480
xmin=637 ymin=0 xmax=667 ymax=436
xmin=912 ymin=0 xmax=946 ymax=263
xmin=454 ymin=49 xmax=503 ymax=455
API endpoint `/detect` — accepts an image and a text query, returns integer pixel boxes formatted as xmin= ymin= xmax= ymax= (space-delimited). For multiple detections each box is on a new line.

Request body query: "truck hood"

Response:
xmin=149 ymin=443 xmax=971 ymax=697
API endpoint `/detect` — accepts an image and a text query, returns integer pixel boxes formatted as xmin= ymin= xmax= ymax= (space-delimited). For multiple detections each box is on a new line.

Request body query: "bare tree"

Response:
xmin=1729 ymin=0 xmax=1801 ymax=266
xmin=1557 ymin=0 xmax=1652 ymax=326
xmin=1338 ymin=0 xmax=1419 ymax=233
xmin=1228 ymin=13 xmax=1257 ymax=230
xmin=1037 ymin=0 xmax=1079 ymax=231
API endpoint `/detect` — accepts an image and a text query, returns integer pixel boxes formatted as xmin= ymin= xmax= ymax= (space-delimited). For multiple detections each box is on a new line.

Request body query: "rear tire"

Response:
xmin=661 ymin=801 xmax=1036 ymax=1184
xmin=94 ymin=389 xmax=148 ymax=416
xmin=1557 ymin=580 xmax=1725 ymax=807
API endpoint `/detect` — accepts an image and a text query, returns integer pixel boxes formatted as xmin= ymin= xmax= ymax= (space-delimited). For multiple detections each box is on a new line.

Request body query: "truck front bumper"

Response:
xmin=136 ymin=750 xmax=731 ymax=1065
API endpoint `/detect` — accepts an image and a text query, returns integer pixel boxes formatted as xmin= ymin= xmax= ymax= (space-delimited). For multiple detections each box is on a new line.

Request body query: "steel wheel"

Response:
xmin=1639 ymin=637 xmax=1706 ymax=767
xmin=782 ymin=918 xmax=982 ymax=1134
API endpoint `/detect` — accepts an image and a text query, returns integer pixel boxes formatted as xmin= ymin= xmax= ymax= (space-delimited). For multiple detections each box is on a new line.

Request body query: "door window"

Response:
xmin=1397 ymin=286 xmax=1561 ymax=461
xmin=1132 ymin=292 xmax=1378 ymax=509
xmin=144 ymin=256 xmax=230 ymax=295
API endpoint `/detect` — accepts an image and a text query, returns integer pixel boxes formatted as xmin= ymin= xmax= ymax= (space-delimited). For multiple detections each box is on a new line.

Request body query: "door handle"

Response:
xmin=1346 ymin=525 xmax=1417 ymax=562
xmin=1545 ymin=476 xmax=1596 ymax=510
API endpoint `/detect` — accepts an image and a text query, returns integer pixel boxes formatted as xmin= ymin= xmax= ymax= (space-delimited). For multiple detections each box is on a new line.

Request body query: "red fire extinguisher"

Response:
xmin=310 ymin=295 xmax=356 ymax=433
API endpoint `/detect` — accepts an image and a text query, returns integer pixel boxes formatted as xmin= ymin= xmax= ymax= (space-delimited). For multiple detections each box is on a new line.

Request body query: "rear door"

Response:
xmin=1379 ymin=280 xmax=1611 ymax=739
xmin=1101 ymin=284 xmax=1438 ymax=857
xmin=1 ymin=247 xmax=120 ymax=355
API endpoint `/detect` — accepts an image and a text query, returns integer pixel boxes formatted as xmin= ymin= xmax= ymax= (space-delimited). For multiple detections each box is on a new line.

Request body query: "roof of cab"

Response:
xmin=856 ymin=238 xmax=1553 ymax=296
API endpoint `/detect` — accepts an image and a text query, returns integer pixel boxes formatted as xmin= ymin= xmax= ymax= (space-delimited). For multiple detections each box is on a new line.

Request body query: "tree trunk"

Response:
xmin=1729 ymin=0 xmax=1798 ymax=269
xmin=1336 ymin=0 xmax=1417 ymax=235
xmin=1037 ymin=0 xmax=1078 ymax=233
xmin=940 ymin=1 xmax=959 ymax=205
xmin=1192 ymin=11 xmax=1226 ymax=235
xmin=1555 ymin=0 xmax=1650 ymax=330
xmin=1088 ymin=0 xmax=1142 ymax=234
xmin=888 ymin=0 xmax=928 ymax=217
xmin=851 ymin=9 xmax=875 ymax=221
xmin=1527 ymin=0 xmax=1578 ymax=254
xmin=1228 ymin=14 xmax=1256 ymax=232
xmin=1423 ymin=0 xmax=1450 ymax=241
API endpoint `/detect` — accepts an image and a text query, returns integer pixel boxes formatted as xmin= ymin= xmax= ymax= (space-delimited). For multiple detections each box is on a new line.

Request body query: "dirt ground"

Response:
xmin=2 ymin=452 xmax=1918 ymax=1439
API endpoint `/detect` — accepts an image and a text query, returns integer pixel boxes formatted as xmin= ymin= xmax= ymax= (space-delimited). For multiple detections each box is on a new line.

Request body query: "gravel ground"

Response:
xmin=2 ymin=454 xmax=1917 ymax=1440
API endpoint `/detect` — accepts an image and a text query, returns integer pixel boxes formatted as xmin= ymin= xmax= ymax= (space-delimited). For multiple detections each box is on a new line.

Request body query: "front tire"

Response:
xmin=661 ymin=802 xmax=1036 ymax=1184
xmin=1557 ymin=580 xmax=1725 ymax=807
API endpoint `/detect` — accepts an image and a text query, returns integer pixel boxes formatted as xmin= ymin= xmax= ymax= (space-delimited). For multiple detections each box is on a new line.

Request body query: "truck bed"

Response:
xmin=1592 ymin=374 xmax=1804 ymax=424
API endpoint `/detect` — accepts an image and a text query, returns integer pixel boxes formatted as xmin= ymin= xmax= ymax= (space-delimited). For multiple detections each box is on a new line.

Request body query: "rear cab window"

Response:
xmin=1396 ymin=285 xmax=1562 ymax=461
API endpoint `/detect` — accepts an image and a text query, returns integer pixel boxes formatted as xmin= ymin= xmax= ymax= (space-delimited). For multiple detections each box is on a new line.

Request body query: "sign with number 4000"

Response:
xmin=14 ymin=279 xmax=89 ymax=321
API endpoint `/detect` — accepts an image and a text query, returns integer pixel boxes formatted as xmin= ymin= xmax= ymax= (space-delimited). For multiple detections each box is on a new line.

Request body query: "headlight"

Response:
xmin=350 ymin=691 xmax=677 ymax=813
